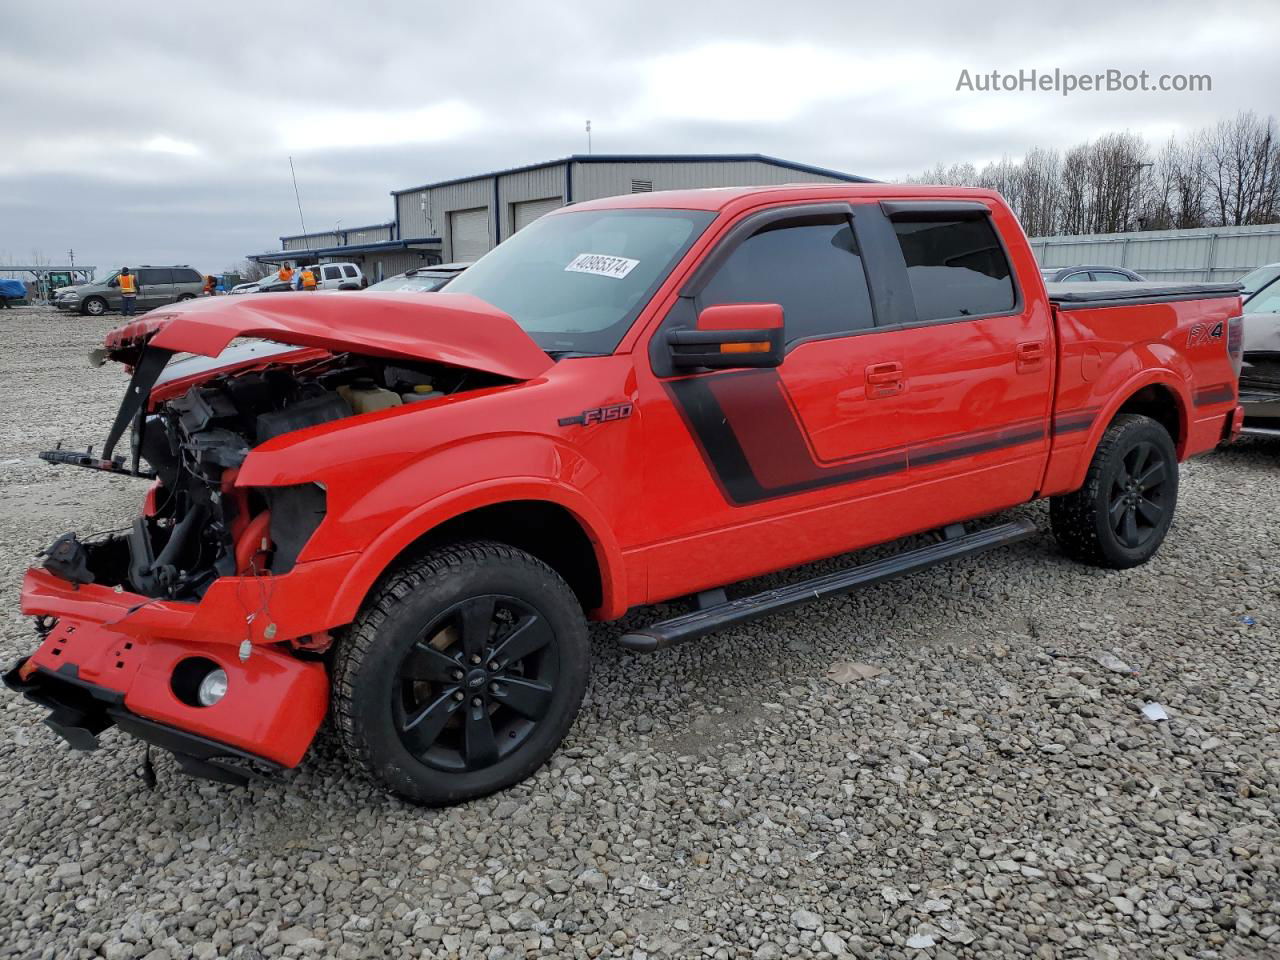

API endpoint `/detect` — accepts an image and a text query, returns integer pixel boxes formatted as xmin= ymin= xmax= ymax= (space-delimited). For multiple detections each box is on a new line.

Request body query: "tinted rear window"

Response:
xmin=173 ymin=268 xmax=202 ymax=283
xmin=891 ymin=217 xmax=1016 ymax=321
xmin=138 ymin=268 xmax=173 ymax=284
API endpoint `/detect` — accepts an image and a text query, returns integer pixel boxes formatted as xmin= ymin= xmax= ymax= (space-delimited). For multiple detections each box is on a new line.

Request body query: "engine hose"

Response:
xmin=235 ymin=510 xmax=273 ymax=574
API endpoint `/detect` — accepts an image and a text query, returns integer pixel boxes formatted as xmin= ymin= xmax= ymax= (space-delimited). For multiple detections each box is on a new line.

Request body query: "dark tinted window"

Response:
xmin=891 ymin=217 xmax=1015 ymax=321
xmin=173 ymin=268 xmax=202 ymax=283
xmin=138 ymin=268 xmax=173 ymax=284
xmin=1092 ymin=271 xmax=1134 ymax=282
xmin=1062 ymin=272 xmax=1090 ymax=282
xmin=323 ymin=265 xmax=343 ymax=281
xmin=700 ymin=215 xmax=875 ymax=343
xmin=342 ymin=265 xmax=358 ymax=277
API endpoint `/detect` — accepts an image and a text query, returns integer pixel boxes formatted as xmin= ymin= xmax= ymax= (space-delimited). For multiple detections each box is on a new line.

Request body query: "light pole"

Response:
xmin=1124 ymin=161 xmax=1153 ymax=231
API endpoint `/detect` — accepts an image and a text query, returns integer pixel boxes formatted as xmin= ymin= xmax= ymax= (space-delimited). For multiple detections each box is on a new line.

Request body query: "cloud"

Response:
xmin=1 ymin=0 xmax=1277 ymax=272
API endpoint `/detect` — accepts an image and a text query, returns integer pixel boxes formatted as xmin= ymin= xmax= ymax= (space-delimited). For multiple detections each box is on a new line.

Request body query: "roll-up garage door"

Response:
xmin=449 ymin=207 xmax=490 ymax=262
xmin=512 ymin=197 xmax=563 ymax=234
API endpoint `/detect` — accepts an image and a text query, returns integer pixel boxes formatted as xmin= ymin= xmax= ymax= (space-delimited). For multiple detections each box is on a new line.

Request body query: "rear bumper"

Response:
xmin=1240 ymin=385 xmax=1280 ymax=435
xmin=5 ymin=580 xmax=330 ymax=774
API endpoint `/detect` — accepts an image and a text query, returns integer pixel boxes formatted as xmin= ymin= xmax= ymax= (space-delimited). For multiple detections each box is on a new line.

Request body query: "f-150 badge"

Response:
xmin=558 ymin=403 xmax=633 ymax=427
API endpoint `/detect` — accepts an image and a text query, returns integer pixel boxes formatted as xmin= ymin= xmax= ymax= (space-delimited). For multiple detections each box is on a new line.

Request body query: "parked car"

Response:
xmin=1239 ymin=276 xmax=1280 ymax=437
xmin=1239 ymin=262 xmax=1280 ymax=303
xmin=237 ymin=262 xmax=368 ymax=295
xmin=1040 ymin=265 xmax=1146 ymax=283
xmin=54 ymin=266 xmax=205 ymax=316
xmin=364 ymin=263 xmax=469 ymax=293
xmin=7 ymin=184 xmax=1243 ymax=806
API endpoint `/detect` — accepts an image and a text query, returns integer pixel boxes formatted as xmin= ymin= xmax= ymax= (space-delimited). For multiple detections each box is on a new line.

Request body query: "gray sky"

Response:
xmin=2 ymin=0 xmax=1276 ymax=274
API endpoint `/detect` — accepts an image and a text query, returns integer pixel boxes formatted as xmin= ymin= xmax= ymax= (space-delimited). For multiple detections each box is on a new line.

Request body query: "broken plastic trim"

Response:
xmin=102 ymin=346 xmax=173 ymax=464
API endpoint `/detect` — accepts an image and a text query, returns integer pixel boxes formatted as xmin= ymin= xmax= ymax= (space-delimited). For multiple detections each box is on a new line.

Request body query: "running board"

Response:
xmin=617 ymin=518 xmax=1038 ymax=652
xmin=1241 ymin=425 xmax=1280 ymax=438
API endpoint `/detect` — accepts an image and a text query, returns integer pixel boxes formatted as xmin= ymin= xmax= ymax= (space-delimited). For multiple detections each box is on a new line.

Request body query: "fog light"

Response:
xmin=197 ymin=669 xmax=229 ymax=706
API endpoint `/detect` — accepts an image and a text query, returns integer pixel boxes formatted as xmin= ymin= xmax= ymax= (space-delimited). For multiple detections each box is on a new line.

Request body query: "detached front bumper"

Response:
xmin=5 ymin=566 xmax=336 ymax=782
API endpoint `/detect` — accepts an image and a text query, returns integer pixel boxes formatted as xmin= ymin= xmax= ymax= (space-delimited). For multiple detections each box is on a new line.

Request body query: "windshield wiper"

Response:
xmin=545 ymin=350 xmax=606 ymax=360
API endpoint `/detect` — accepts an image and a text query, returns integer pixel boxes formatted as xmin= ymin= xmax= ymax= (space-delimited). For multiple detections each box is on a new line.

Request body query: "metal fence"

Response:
xmin=1028 ymin=222 xmax=1280 ymax=282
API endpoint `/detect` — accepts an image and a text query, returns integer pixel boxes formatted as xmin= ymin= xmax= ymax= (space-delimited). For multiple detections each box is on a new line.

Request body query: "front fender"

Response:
xmin=276 ymin=431 xmax=630 ymax=623
xmin=322 ymin=473 xmax=628 ymax=624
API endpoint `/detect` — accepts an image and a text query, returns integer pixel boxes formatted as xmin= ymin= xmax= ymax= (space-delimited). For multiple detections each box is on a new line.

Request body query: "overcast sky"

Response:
xmin=2 ymin=0 xmax=1277 ymax=274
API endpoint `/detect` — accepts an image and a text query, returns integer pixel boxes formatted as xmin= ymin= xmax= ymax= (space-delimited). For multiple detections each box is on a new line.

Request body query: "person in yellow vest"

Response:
xmin=300 ymin=267 xmax=317 ymax=291
xmin=277 ymin=264 xmax=294 ymax=285
xmin=118 ymin=267 xmax=138 ymax=316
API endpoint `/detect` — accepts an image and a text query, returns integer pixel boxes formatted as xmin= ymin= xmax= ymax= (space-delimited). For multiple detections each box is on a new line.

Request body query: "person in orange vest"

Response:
xmin=277 ymin=264 xmax=294 ymax=285
xmin=300 ymin=266 xmax=317 ymax=291
xmin=118 ymin=267 xmax=138 ymax=316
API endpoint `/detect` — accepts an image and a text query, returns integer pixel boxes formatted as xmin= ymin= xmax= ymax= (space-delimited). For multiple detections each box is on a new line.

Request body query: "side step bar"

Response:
xmin=617 ymin=518 xmax=1037 ymax=652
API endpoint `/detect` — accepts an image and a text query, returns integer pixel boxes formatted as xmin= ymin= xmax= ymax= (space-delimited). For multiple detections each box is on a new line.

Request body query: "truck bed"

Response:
xmin=1045 ymin=281 xmax=1243 ymax=307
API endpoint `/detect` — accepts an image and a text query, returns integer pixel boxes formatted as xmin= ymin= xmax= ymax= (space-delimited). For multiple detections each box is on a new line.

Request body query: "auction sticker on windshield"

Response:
xmin=565 ymin=253 xmax=639 ymax=279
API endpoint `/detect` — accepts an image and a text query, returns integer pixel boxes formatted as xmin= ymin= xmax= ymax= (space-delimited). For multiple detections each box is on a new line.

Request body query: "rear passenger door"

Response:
xmin=136 ymin=268 xmax=174 ymax=309
xmin=877 ymin=201 xmax=1053 ymax=505
xmin=321 ymin=265 xmax=344 ymax=289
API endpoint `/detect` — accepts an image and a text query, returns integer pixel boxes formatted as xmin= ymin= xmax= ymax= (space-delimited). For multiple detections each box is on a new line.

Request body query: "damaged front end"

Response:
xmin=6 ymin=294 xmax=545 ymax=784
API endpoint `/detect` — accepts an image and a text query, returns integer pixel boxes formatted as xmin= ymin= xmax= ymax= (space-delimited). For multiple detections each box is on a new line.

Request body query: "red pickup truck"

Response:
xmin=6 ymin=184 xmax=1244 ymax=805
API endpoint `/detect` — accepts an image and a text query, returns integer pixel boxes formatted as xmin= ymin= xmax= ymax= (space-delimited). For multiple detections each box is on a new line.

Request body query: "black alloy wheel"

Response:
xmin=1107 ymin=439 xmax=1171 ymax=549
xmin=393 ymin=595 xmax=558 ymax=772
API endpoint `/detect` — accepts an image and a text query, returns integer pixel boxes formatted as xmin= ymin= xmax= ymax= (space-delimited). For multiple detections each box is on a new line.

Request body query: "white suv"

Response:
xmin=314 ymin=262 xmax=366 ymax=290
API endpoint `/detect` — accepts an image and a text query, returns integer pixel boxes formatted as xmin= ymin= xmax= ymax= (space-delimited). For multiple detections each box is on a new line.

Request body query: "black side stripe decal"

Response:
xmin=1053 ymin=409 xmax=1099 ymax=435
xmin=667 ymin=371 xmax=1071 ymax=506
xmin=1193 ymin=383 xmax=1234 ymax=407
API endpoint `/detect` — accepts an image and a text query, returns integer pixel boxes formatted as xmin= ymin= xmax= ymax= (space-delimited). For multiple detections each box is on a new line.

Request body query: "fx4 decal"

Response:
xmin=1188 ymin=321 xmax=1224 ymax=347
xmin=558 ymin=402 xmax=633 ymax=428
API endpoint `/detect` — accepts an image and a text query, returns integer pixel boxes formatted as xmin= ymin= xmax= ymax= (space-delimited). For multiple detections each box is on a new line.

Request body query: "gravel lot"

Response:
xmin=1 ymin=304 xmax=1277 ymax=960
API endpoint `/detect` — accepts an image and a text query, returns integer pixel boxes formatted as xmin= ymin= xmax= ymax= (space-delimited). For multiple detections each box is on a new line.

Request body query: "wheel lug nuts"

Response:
xmin=452 ymin=669 xmax=464 ymax=681
xmin=471 ymin=696 xmax=483 ymax=707
xmin=487 ymin=662 xmax=499 ymax=671
xmin=470 ymin=655 xmax=482 ymax=665
xmin=454 ymin=691 xmax=465 ymax=701
xmin=489 ymin=682 xmax=501 ymax=693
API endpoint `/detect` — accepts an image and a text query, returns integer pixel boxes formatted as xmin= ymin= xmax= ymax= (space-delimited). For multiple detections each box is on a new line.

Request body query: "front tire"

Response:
xmin=1050 ymin=413 xmax=1178 ymax=569
xmin=332 ymin=540 xmax=589 ymax=806
xmin=82 ymin=296 xmax=107 ymax=316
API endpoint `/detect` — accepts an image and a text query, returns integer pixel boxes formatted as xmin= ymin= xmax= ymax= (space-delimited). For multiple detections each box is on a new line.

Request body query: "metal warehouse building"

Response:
xmin=251 ymin=154 xmax=868 ymax=280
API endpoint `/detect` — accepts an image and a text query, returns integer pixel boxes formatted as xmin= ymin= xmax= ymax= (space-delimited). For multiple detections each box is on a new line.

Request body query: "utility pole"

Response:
xmin=585 ymin=120 xmax=592 ymax=154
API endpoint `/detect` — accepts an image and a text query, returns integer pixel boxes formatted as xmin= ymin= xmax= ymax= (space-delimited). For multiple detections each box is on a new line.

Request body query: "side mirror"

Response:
xmin=668 ymin=303 xmax=785 ymax=370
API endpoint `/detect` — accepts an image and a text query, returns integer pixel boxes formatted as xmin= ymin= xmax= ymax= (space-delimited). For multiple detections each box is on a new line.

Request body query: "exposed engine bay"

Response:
xmin=42 ymin=347 xmax=509 ymax=601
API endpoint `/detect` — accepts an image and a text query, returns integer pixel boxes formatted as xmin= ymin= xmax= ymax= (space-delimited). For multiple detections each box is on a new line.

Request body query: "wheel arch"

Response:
xmin=325 ymin=481 xmax=627 ymax=627
xmin=1058 ymin=370 xmax=1191 ymax=495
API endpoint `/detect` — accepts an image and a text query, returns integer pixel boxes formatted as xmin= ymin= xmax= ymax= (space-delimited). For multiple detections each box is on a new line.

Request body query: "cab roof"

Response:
xmin=564 ymin=183 xmax=1008 ymax=214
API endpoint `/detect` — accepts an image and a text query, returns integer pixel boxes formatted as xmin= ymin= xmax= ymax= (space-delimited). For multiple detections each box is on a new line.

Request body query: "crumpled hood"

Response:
xmin=100 ymin=291 xmax=554 ymax=381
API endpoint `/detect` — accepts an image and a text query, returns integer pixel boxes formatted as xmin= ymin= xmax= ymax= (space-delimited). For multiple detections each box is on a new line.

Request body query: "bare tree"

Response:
xmin=897 ymin=111 xmax=1278 ymax=236
xmin=229 ymin=259 xmax=273 ymax=282
xmin=1202 ymin=112 xmax=1280 ymax=226
xmin=900 ymin=162 xmax=979 ymax=186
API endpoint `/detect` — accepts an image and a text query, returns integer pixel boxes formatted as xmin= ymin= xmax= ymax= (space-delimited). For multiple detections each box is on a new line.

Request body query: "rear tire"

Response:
xmin=1050 ymin=414 xmax=1178 ymax=569
xmin=332 ymin=540 xmax=589 ymax=806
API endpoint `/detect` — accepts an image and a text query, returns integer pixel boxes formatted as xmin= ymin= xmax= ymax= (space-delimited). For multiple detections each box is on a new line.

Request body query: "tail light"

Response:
xmin=1228 ymin=315 xmax=1244 ymax=378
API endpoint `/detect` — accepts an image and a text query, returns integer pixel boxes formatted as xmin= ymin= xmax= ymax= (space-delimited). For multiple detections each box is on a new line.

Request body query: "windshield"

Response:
xmin=366 ymin=272 xmax=455 ymax=294
xmin=1240 ymin=263 xmax=1280 ymax=299
xmin=445 ymin=208 xmax=716 ymax=354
